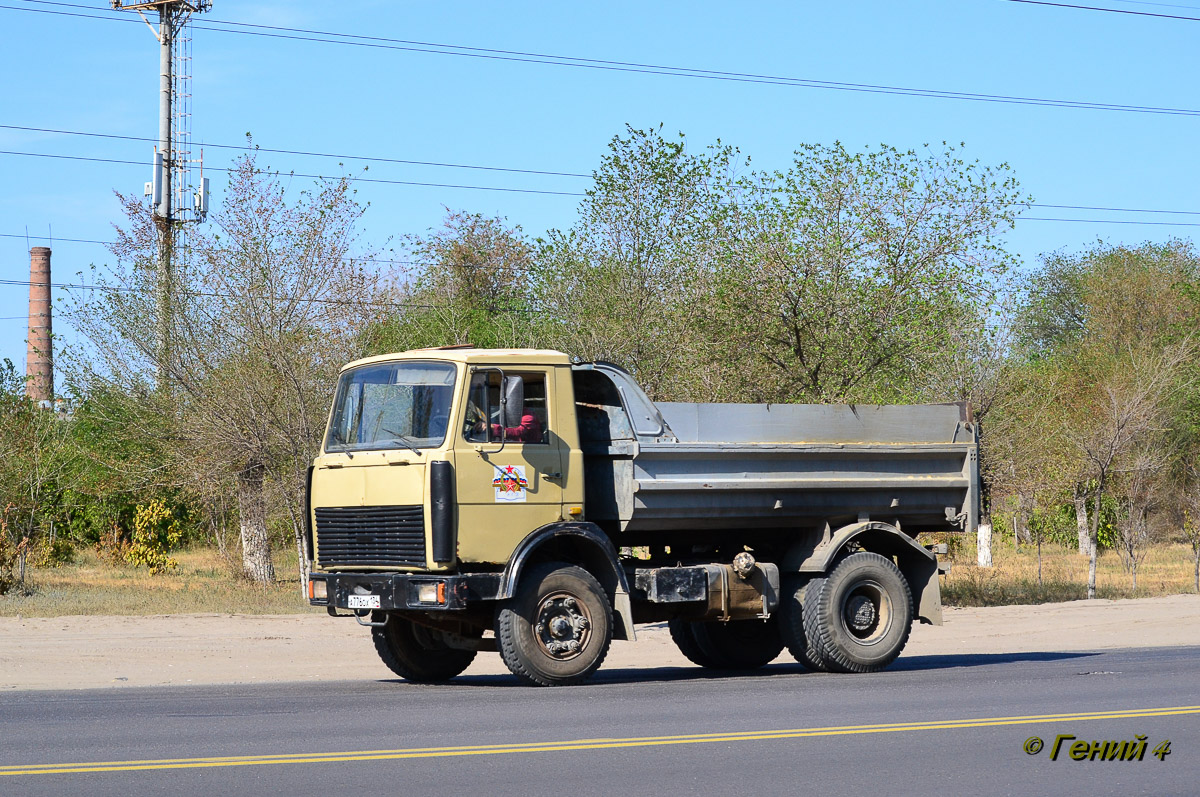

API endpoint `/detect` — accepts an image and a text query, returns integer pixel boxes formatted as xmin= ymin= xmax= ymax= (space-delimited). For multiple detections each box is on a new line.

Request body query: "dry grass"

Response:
xmin=0 ymin=546 xmax=320 ymax=617
xmin=941 ymin=538 xmax=1200 ymax=606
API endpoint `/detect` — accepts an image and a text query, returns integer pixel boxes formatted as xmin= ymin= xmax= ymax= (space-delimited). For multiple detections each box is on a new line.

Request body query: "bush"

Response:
xmin=0 ymin=508 xmax=30 ymax=595
xmin=126 ymin=499 xmax=183 ymax=575
xmin=94 ymin=521 xmax=130 ymax=566
xmin=60 ymin=490 xmax=137 ymax=547
xmin=990 ymin=496 xmax=1119 ymax=551
xmin=32 ymin=535 xmax=75 ymax=567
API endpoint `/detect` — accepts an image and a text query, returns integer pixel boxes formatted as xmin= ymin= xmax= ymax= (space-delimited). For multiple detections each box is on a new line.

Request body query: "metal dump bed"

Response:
xmin=573 ymin=364 xmax=979 ymax=536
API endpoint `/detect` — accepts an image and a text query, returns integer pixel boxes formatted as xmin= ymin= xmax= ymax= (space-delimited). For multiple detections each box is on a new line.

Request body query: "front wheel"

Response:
xmin=805 ymin=552 xmax=913 ymax=673
xmin=496 ymin=562 xmax=613 ymax=686
xmin=372 ymin=614 xmax=479 ymax=683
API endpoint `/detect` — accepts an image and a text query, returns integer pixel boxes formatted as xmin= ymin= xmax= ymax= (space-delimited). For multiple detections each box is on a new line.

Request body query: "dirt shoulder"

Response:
xmin=3 ymin=594 xmax=1198 ymax=691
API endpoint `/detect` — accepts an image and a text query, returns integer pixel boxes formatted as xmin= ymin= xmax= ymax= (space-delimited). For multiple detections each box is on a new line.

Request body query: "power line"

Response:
xmin=1019 ymin=216 xmax=1200 ymax=226
xmin=0 ymin=150 xmax=586 ymax=197
xmin=17 ymin=124 xmax=1200 ymax=218
xmin=7 ymin=1 xmax=1200 ymax=118
xmin=7 ymin=146 xmax=1200 ymax=222
xmin=1006 ymin=0 xmax=1200 ymax=21
xmin=0 ymin=124 xmax=590 ymax=179
xmin=1110 ymin=0 xmax=1200 ymax=10
xmin=0 ymin=232 xmax=108 ymax=245
xmin=0 ymin=277 xmax=451 ymax=312
xmin=0 ymin=233 xmax=419 ymax=269
xmin=1033 ymin=203 xmax=1200 ymax=216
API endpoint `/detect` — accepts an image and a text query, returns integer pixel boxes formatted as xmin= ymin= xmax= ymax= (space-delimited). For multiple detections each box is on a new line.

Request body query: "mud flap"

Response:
xmin=613 ymin=588 xmax=636 ymax=641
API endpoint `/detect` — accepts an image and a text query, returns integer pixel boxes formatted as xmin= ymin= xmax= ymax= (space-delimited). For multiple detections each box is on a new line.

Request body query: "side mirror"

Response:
xmin=503 ymin=375 xmax=524 ymax=429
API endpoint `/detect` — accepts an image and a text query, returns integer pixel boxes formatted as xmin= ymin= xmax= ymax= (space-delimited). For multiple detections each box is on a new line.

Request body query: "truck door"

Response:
xmin=454 ymin=367 xmax=565 ymax=564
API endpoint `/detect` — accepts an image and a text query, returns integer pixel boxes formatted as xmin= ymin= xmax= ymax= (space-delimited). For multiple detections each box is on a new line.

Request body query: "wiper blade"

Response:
xmin=381 ymin=429 xmax=422 ymax=455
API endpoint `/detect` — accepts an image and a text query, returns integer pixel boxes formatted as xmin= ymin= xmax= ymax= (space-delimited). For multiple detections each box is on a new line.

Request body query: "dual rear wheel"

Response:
xmin=782 ymin=552 xmax=914 ymax=673
xmin=668 ymin=552 xmax=914 ymax=674
xmin=668 ymin=615 xmax=785 ymax=669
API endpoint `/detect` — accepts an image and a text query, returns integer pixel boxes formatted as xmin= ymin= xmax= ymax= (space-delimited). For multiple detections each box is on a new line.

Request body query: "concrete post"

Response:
xmin=977 ymin=522 xmax=992 ymax=568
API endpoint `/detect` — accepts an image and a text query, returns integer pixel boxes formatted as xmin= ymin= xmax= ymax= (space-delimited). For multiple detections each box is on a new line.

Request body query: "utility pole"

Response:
xmin=112 ymin=1 xmax=211 ymax=388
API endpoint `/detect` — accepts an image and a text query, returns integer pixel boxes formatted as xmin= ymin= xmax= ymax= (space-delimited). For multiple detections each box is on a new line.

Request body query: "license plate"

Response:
xmin=348 ymin=594 xmax=380 ymax=609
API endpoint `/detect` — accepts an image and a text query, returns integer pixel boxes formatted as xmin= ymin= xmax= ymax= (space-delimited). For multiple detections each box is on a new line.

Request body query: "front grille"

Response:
xmin=315 ymin=505 xmax=426 ymax=567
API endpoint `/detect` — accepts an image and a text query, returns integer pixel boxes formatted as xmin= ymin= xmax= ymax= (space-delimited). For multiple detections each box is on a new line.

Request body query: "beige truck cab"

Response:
xmin=310 ymin=348 xmax=584 ymax=567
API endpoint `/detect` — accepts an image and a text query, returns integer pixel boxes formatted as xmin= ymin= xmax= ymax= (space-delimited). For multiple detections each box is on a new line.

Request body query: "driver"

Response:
xmin=466 ymin=399 xmax=542 ymax=443
xmin=491 ymin=409 xmax=542 ymax=443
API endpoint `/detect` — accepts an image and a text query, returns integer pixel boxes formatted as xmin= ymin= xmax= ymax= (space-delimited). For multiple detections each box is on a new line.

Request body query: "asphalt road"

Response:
xmin=2 ymin=646 xmax=1198 ymax=797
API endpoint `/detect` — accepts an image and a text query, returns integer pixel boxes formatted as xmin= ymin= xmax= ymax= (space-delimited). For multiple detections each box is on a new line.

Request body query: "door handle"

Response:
xmin=541 ymin=472 xmax=562 ymax=481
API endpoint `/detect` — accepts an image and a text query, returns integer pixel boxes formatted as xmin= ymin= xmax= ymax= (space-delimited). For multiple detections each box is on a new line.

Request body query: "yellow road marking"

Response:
xmin=2 ymin=705 xmax=1196 ymax=776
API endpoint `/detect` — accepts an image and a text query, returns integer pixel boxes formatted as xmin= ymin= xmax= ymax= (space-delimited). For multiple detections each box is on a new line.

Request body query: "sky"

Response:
xmin=2 ymin=0 xmax=1199 ymax=380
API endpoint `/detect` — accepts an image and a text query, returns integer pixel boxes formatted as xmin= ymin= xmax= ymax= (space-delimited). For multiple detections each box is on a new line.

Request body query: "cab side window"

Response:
xmin=463 ymin=371 xmax=548 ymax=444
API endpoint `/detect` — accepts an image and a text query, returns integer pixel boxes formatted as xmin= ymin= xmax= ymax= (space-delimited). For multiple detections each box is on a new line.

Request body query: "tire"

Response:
xmin=372 ymin=614 xmax=479 ymax=683
xmin=805 ymin=552 xmax=913 ymax=674
xmin=673 ymin=617 xmax=784 ymax=669
xmin=496 ymin=562 xmax=613 ymax=686
xmin=780 ymin=575 xmax=830 ymax=672
xmin=668 ymin=619 xmax=724 ymax=668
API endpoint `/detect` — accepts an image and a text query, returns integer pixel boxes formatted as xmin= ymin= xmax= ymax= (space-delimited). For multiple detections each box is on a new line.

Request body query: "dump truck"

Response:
xmin=304 ymin=347 xmax=979 ymax=686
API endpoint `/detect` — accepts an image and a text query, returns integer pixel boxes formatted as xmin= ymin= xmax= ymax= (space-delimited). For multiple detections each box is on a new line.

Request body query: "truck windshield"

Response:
xmin=325 ymin=361 xmax=456 ymax=452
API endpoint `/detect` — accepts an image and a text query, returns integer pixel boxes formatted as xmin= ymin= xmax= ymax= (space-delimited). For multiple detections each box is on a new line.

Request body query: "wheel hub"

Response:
xmin=840 ymin=579 xmax=891 ymax=644
xmin=845 ymin=595 xmax=877 ymax=632
xmin=534 ymin=592 xmax=592 ymax=660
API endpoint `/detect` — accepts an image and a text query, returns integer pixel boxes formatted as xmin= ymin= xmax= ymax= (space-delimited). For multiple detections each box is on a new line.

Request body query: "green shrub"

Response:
xmin=32 ymin=536 xmax=74 ymax=567
xmin=126 ymin=499 xmax=183 ymax=575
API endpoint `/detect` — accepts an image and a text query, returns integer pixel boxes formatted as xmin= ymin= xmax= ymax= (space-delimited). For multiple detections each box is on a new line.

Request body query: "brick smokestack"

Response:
xmin=26 ymin=246 xmax=53 ymax=405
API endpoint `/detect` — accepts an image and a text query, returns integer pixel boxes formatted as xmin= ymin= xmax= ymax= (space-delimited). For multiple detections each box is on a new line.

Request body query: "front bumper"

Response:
xmin=310 ymin=571 xmax=503 ymax=612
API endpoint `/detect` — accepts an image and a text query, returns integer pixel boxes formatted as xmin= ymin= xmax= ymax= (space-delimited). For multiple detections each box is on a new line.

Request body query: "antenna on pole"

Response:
xmin=111 ymin=0 xmax=212 ymax=389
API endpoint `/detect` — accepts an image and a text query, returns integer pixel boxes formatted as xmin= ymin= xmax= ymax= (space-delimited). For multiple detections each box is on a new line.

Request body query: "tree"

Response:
xmin=70 ymin=153 xmax=385 ymax=584
xmin=1018 ymin=242 xmax=1198 ymax=358
xmin=983 ymin=353 xmax=1080 ymax=580
xmin=1007 ymin=241 xmax=1200 ymax=572
xmin=535 ymin=125 xmax=738 ymax=400
xmin=365 ymin=210 xmax=537 ymax=354
xmin=1113 ymin=449 xmax=1164 ymax=592
xmin=712 ymin=141 xmax=1026 ymax=405
xmin=1186 ymin=510 xmax=1200 ymax=595
xmin=1180 ymin=465 xmax=1200 ymax=594
xmin=0 ymin=358 xmax=76 ymax=583
xmin=1074 ymin=341 xmax=1194 ymax=598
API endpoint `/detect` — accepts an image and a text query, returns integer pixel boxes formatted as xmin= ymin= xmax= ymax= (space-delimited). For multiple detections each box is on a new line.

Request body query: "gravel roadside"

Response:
xmin=3 ymin=594 xmax=1198 ymax=691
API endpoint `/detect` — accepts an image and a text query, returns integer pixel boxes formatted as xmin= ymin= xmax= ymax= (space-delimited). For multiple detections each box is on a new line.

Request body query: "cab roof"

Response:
xmin=340 ymin=347 xmax=573 ymax=372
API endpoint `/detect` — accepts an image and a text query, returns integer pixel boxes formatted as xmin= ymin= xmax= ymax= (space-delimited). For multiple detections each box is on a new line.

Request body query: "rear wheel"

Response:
xmin=372 ymin=614 xmax=479 ymax=683
xmin=668 ymin=619 xmax=723 ymax=668
xmin=805 ymin=552 xmax=913 ymax=673
xmin=673 ymin=617 xmax=784 ymax=669
xmin=780 ymin=575 xmax=830 ymax=672
xmin=496 ymin=562 xmax=613 ymax=686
